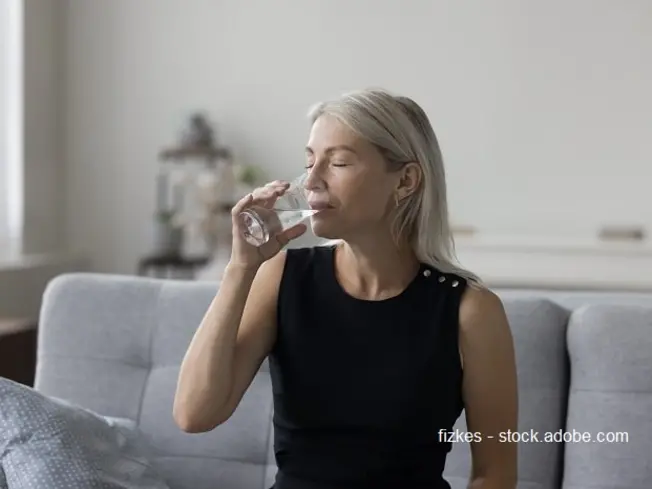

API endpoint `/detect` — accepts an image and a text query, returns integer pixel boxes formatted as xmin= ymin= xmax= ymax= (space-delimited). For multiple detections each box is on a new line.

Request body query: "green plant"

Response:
xmin=236 ymin=164 xmax=265 ymax=187
xmin=155 ymin=210 xmax=175 ymax=223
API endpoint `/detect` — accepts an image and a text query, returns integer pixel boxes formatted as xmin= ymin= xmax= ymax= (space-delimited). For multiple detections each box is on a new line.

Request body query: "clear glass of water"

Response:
xmin=239 ymin=173 xmax=317 ymax=246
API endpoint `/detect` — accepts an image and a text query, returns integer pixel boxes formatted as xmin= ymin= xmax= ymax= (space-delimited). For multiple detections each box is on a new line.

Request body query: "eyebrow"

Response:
xmin=305 ymin=145 xmax=358 ymax=155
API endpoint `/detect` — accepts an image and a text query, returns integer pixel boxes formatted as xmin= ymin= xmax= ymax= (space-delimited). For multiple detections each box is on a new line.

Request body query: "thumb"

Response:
xmin=275 ymin=222 xmax=308 ymax=247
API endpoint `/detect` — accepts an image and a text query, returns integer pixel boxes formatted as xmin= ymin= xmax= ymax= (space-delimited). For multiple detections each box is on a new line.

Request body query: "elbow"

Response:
xmin=469 ymin=474 xmax=517 ymax=489
xmin=172 ymin=400 xmax=231 ymax=433
xmin=172 ymin=402 xmax=201 ymax=433
xmin=174 ymin=415 xmax=210 ymax=434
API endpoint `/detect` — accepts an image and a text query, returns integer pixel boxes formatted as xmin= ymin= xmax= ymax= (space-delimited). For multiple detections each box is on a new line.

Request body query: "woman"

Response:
xmin=173 ymin=89 xmax=518 ymax=489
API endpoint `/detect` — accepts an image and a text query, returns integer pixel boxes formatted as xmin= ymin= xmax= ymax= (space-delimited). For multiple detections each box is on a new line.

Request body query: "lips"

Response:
xmin=308 ymin=202 xmax=333 ymax=210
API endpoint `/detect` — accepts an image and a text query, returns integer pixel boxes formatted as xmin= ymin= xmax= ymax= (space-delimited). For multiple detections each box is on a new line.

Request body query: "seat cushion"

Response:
xmin=443 ymin=298 xmax=570 ymax=489
xmin=563 ymin=305 xmax=652 ymax=489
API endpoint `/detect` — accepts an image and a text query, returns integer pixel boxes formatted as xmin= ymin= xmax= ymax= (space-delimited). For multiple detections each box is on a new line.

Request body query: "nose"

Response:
xmin=304 ymin=166 xmax=326 ymax=192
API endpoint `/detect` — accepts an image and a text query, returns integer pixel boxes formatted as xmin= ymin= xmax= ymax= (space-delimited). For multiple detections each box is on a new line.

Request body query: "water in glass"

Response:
xmin=240 ymin=173 xmax=317 ymax=246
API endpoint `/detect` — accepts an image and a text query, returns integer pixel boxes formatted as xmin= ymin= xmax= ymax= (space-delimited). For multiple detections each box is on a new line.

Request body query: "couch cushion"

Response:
xmin=36 ymin=273 xmax=274 ymax=489
xmin=496 ymin=288 xmax=652 ymax=311
xmin=443 ymin=298 xmax=570 ymax=489
xmin=0 ymin=377 xmax=168 ymax=488
xmin=563 ymin=305 xmax=652 ymax=489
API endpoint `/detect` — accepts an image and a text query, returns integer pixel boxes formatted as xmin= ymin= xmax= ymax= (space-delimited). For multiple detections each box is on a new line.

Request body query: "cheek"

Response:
xmin=337 ymin=179 xmax=393 ymax=218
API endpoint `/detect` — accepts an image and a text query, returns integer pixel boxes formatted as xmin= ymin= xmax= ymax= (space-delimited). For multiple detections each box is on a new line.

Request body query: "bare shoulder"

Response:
xmin=459 ymin=285 xmax=508 ymax=335
xmin=457 ymin=284 xmax=514 ymax=368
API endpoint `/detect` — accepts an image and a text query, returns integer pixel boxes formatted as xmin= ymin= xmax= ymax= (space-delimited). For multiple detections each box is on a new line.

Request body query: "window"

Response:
xmin=0 ymin=0 xmax=22 ymax=253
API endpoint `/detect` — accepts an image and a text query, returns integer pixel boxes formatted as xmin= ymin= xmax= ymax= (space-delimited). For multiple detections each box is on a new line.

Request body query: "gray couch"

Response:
xmin=33 ymin=273 xmax=652 ymax=489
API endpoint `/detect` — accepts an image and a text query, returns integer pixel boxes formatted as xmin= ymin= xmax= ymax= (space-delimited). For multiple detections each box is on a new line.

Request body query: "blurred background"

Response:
xmin=1 ymin=0 xmax=651 ymax=322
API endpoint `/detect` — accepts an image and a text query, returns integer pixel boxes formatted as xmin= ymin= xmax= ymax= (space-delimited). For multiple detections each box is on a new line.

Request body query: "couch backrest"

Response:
xmin=35 ymin=273 xmax=275 ymax=489
xmin=35 ymin=273 xmax=652 ymax=489
xmin=562 ymin=304 xmax=652 ymax=489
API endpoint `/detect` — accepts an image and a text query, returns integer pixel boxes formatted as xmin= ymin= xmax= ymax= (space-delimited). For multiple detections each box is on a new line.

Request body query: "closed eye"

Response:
xmin=330 ymin=156 xmax=351 ymax=166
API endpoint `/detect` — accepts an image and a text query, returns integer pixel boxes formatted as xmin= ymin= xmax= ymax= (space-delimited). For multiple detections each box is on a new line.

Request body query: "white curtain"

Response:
xmin=0 ymin=0 xmax=22 ymax=253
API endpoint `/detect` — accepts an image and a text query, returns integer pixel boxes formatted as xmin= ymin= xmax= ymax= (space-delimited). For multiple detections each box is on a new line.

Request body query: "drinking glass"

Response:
xmin=239 ymin=173 xmax=317 ymax=246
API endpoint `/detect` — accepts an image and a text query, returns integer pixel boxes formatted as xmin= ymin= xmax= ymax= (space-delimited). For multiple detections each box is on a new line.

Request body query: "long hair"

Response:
xmin=307 ymin=88 xmax=483 ymax=287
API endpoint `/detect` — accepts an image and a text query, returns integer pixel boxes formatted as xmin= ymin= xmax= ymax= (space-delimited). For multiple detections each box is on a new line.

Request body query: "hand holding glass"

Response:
xmin=239 ymin=173 xmax=317 ymax=246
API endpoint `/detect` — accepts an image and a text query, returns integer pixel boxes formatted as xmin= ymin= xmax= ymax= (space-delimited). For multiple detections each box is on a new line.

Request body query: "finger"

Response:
xmin=231 ymin=192 xmax=254 ymax=217
xmin=252 ymin=187 xmax=287 ymax=208
xmin=263 ymin=183 xmax=290 ymax=198
xmin=252 ymin=184 xmax=286 ymax=199
xmin=257 ymin=223 xmax=307 ymax=256
xmin=264 ymin=180 xmax=290 ymax=189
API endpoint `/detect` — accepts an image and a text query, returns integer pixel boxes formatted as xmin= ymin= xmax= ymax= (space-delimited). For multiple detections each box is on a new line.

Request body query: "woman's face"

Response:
xmin=303 ymin=114 xmax=400 ymax=240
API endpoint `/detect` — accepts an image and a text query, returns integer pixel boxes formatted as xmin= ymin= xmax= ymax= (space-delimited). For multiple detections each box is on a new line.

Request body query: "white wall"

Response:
xmin=0 ymin=1 xmax=82 ymax=319
xmin=63 ymin=0 xmax=652 ymax=274
xmin=0 ymin=254 xmax=88 ymax=320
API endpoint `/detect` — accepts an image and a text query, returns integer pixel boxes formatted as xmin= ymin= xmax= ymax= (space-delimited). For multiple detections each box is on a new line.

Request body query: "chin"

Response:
xmin=310 ymin=219 xmax=340 ymax=240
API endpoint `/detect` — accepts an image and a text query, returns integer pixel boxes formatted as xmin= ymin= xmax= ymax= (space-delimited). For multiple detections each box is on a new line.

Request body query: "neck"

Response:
xmin=334 ymin=232 xmax=420 ymax=301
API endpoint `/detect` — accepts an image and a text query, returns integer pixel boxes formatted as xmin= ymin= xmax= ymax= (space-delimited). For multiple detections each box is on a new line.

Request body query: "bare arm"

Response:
xmin=172 ymin=251 xmax=287 ymax=433
xmin=459 ymin=287 xmax=518 ymax=489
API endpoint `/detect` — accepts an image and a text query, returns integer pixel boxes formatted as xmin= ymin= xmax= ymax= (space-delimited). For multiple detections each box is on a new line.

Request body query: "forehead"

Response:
xmin=307 ymin=114 xmax=362 ymax=150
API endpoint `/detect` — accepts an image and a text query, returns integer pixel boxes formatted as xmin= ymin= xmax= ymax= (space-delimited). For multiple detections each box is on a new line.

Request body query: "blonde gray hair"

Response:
xmin=307 ymin=88 xmax=482 ymax=287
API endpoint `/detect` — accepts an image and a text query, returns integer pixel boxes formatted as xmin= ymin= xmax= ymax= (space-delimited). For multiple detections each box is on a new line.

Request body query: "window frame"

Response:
xmin=0 ymin=0 xmax=23 ymax=252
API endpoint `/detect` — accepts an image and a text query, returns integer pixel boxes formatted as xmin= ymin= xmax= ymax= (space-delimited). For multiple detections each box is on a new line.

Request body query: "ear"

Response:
xmin=395 ymin=162 xmax=422 ymax=200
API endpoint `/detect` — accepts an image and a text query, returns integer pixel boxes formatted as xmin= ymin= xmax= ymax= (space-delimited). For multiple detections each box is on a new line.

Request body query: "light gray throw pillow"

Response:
xmin=0 ymin=377 xmax=169 ymax=488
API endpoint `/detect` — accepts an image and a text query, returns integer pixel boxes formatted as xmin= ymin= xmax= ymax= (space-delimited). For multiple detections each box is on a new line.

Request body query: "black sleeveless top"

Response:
xmin=268 ymin=245 xmax=467 ymax=489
